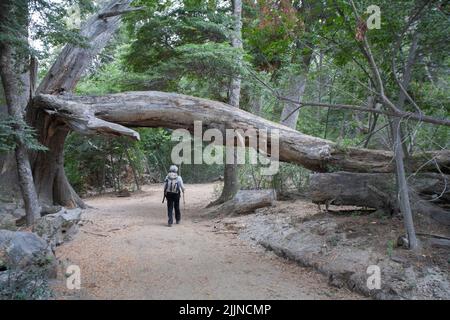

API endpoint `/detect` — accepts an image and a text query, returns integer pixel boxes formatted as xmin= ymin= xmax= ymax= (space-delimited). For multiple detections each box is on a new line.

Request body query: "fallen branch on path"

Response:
xmin=81 ymin=229 xmax=109 ymax=237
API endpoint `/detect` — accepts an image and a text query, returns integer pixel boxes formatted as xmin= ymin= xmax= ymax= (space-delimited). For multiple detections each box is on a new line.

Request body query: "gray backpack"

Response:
xmin=165 ymin=172 xmax=179 ymax=194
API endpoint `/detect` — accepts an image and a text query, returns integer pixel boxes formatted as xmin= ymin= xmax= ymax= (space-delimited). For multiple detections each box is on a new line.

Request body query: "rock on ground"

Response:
xmin=0 ymin=230 xmax=56 ymax=273
xmin=33 ymin=208 xmax=82 ymax=250
xmin=0 ymin=202 xmax=24 ymax=230
xmin=0 ymin=212 xmax=17 ymax=231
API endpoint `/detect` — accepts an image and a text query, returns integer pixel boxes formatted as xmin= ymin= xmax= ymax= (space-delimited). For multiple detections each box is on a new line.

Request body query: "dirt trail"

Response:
xmin=53 ymin=184 xmax=360 ymax=299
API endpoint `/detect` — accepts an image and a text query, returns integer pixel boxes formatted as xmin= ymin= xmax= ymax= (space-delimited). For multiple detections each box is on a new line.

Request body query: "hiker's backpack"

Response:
xmin=165 ymin=172 xmax=180 ymax=194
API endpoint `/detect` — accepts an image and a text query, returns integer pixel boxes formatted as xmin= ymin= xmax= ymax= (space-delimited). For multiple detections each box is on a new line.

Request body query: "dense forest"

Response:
xmin=0 ymin=0 xmax=449 ymax=300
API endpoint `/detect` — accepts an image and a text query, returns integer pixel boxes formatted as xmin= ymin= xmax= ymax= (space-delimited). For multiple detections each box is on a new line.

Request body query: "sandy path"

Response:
xmin=53 ymin=184 xmax=359 ymax=300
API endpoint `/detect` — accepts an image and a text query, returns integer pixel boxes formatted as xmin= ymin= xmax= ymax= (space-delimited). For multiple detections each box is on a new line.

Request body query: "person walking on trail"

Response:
xmin=163 ymin=165 xmax=185 ymax=227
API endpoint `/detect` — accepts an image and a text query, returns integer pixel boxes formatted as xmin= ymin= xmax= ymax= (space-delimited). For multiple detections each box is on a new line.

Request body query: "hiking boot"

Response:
xmin=168 ymin=223 xmax=173 ymax=227
xmin=176 ymin=220 xmax=180 ymax=225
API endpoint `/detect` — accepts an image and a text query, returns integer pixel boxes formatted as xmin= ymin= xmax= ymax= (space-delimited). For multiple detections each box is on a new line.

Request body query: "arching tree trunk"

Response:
xmin=33 ymin=92 xmax=450 ymax=175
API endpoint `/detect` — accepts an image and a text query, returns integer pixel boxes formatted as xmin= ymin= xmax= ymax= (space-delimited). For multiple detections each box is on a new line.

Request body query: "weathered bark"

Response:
xmin=211 ymin=189 xmax=276 ymax=216
xmin=216 ymin=0 xmax=243 ymax=205
xmin=426 ymin=237 xmax=450 ymax=249
xmin=26 ymin=0 xmax=133 ymax=207
xmin=36 ymin=0 xmax=133 ymax=95
xmin=393 ymin=120 xmax=418 ymax=248
xmin=280 ymin=73 xmax=308 ymax=129
xmin=310 ymin=172 xmax=396 ymax=211
xmin=309 ymin=172 xmax=450 ymax=225
xmin=0 ymin=0 xmax=41 ymax=225
xmin=33 ymin=92 xmax=450 ymax=175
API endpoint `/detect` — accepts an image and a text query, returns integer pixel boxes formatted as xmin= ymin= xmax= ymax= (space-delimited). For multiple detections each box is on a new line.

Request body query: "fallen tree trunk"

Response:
xmin=33 ymin=92 xmax=450 ymax=175
xmin=310 ymin=172 xmax=395 ymax=210
xmin=309 ymin=172 xmax=450 ymax=225
xmin=211 ymin=189 xmax=276 ymax=216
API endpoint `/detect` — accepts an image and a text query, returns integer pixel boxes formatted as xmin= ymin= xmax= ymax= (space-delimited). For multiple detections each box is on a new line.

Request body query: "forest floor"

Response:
xmin=52 ymin=183 xmax=361 ymax=300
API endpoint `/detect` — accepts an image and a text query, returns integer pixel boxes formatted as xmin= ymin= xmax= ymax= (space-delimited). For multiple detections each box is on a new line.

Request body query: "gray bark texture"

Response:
xmin=309 ymin=172 xmax=450 ymax=226
xmin=217 ymin=0 xmax=243 ymax=204
xmin=33 ymin=92 xmax=450 ymax=175
xmin=0 ymin=0 xmax=41 ymax=225
xmin=391 ymin=32 xmax=421 ymax=249
xmin=210 ymin=189 xmax=276 ymax=216
xmin=26 ymin=0 xmax=133 ymax=208
xmin=280 ymin=73 xmax=308 ymax=129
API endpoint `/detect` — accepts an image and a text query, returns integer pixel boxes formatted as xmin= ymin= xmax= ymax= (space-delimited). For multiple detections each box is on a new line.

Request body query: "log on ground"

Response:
xmin=211 ymin=189 xmax=277 ymax=216
xmin=309 ymin=172 xmax=450 ymax=225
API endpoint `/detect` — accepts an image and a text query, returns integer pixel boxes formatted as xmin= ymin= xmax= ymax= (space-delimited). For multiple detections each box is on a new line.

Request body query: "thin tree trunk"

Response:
xmin=0 ymin=0 xmax=41 ymax=225
xmin=108 ymin=149 xmax=117 ymax=192
xmin=249 ymin=92 xmax=262 ymax=116
xmin=280 ymin=73 xmax=308 ymax=129
xmin=393 ymin=119 xmax=418 ymax=249
xmin=364 ymin=113 xmax=379 ymax=148
xmin=392 ymin=33 xmax=420 ymax=249
xmin=101 ymin=160 xmax=106 ymax=192
xmin=215 ymin=0 xmax=242 ymax=205
xmin=323 ymin=74 xmax=336 ymax=139
xmin=125 ymin=145 xmax=140 ymax=191
xmin=349 ymin=0 xmax=422 ymax=249
xmin=117 ymin=152 xmax=123 ymax=191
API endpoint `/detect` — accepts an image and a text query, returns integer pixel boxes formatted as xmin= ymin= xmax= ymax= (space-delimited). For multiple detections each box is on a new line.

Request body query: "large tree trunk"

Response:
xmin=309 ymin=172 xmax=450 ymax=226
xmin=215 ymin=0 xmax=243 ymax=205
xmin=0 ymin=0 xmax=41 ymax=225
xmin=33 ymin=92 xmax=450 ymax=175
xmin=310 ymin=172 xmax=450 ymax=208
xmin=26 ymin=0 xmax=133 ymax=207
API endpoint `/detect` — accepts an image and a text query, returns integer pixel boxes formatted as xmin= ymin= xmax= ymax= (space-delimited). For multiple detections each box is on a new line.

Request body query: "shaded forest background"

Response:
xmin=1 ymin=0 xmax=448 ymax=197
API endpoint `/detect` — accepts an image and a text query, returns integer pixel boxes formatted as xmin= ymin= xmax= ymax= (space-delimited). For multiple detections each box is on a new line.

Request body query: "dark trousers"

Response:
xmin=166 ymin=192 xmax=181 ymax=224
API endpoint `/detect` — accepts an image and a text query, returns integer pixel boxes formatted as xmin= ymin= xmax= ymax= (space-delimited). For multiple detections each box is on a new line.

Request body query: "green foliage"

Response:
xmin=140 ymin=129 xmax=224 ymax=183
xmin=386 ymin=239 xmax=395 ymax=258
xmin=0 ymin=116 xmax=47 ymax=153
xmin=238 ymin=160 xmax=309 ymax=195
xmin=139 ymin=128 xmax=173 ymax=177
xmin=123 ymin=0 xmax=231 ymax=73
xmin=0 ymin=0 xmax=94 ymax=59
xmin=64 ymin=0 xmax=449 ymax=195
xmin=271 ymin=163 xmax=310 ymax=194
xmin=64 ymin=132 xmax=148 ymax=194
